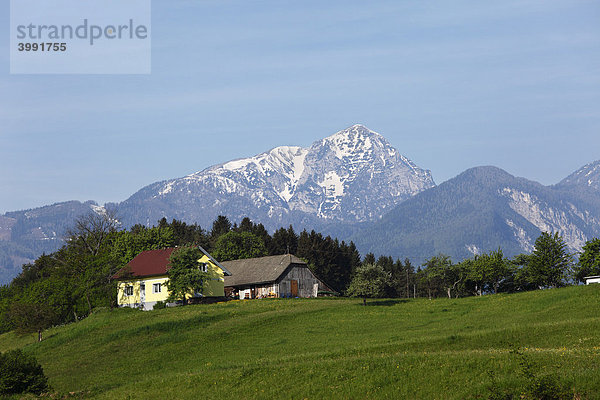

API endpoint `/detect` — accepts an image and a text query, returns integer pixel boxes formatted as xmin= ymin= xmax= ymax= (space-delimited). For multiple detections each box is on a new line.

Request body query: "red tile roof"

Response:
xmin=112 ymin=246 xmax=231 ymax=280
xmin=113 ymin=248 xmax=175 ymax=279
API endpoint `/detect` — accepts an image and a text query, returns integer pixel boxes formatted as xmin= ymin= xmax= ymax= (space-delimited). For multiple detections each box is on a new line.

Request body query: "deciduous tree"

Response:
xmin=468 ymin=249 xmax=510 ymax=294
xmin=212 ymin=231 xmax=268 ymax=261
xmin=164 ymin=247 xmax=207 ymax=306
xmin=63 ymin=209 xmax=120 ymax=313
xmin=8 ymin=302 xmax=56 ymax=342
xmin=422 ymin=254 xmax=460 ymax=299
xmin=525 ymin=232 xmax=573 ymax=288
xmin=346 ymin=264 xmax=390 ymax=305
xmin=574 ymin=238 xmax=600 ymax=283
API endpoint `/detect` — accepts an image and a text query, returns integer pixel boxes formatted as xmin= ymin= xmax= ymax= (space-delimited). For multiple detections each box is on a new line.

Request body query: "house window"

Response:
xmin=199 ymin=263 xmax=208 ymax=273
xmin=153 ymin=283 xmax=162 ymax=293
xmin=124 ymin=286 xmax=134 ymax=296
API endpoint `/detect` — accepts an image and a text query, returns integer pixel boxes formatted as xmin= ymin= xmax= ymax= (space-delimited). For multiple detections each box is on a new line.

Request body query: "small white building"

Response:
xmin=583 ymin=275 xmax=600 ymax=285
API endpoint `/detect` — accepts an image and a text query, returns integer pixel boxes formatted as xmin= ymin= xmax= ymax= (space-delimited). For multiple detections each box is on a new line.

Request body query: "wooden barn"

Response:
xmin=222 ymin=254 xmax=330 ymax=299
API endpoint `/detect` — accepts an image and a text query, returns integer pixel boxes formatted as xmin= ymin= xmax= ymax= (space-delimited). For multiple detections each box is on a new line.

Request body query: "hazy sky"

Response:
xmin=1 ymin=0 xmax=599 ymax=213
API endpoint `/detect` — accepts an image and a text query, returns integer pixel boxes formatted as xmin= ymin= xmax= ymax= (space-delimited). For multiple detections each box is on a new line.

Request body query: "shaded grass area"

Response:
xmin=1 ymin=285 xmax=599 ymax=399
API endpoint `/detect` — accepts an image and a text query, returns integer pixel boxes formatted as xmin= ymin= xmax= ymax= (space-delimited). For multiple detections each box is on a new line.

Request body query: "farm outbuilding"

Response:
xmin=222 ymin=254 xmax=330 ymax=299
xmin=583 ymin=275 xmax=600 ymax=285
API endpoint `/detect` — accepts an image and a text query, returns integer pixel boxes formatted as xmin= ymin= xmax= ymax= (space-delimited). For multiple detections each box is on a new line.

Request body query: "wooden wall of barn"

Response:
xmin=227 ymin=263 xmax=330 ymax=299
xmin=277 ymin=264 xmax=325 ymax=298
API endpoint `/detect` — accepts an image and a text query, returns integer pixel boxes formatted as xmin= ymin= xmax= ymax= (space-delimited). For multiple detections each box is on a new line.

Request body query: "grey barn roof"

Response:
xmin=222 ymin=254 xmax=306 ymax=287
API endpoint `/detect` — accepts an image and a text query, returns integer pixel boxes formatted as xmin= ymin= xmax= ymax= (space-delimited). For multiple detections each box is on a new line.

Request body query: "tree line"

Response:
xmin=348 ymin=232 xmax=600 ymax=304
xmin=1 ymin=210 xmax=599 ymax=334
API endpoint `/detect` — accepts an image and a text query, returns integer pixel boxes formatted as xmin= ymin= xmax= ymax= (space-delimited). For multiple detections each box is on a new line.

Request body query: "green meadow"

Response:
xmin=1 ymin=285 xmax=600 ymax=399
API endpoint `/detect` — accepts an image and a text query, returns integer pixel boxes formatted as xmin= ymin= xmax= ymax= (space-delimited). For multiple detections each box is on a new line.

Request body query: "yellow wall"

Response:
xmin=116 ymin=254 xmax=226 ymax=307
xmin=199 ymin=254 xmax=226 ymax=297
xmin=117 ymin=276 xmax=169 ymax=306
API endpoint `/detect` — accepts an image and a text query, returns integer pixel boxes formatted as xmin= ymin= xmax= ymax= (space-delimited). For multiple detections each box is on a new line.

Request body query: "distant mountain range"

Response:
xmin=354 ymin=164 xmax=600 ymax=264
xmin=0 ymin=125 xmax=598 ymax=284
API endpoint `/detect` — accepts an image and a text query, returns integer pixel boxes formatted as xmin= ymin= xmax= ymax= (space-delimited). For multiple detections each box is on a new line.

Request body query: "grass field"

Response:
xmin=1 ymin=285 xmax=600 ymax=399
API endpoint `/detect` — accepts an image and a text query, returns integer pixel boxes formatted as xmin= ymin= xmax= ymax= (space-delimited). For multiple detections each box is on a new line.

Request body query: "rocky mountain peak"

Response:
xmin=558 ymin=160 xmax=600 ymax=192
xmin=319 ymin=125 xmax=391 ymax=159
xmin=118 ymin=125 xmax=435 ymax=227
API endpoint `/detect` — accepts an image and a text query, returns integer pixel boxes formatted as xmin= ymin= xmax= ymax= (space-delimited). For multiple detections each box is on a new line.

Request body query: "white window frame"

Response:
xmin=124 ymin=285 xmax=134 ymax=296
xmin=199 ymin=262 xmax=208 ymax=273
xmin=153 ymin=283 xmax=162 ymax=293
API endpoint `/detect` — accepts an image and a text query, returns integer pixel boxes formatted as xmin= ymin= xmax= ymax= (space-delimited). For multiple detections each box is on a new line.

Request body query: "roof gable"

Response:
xmin=113 ymin=247 xmax=230 ymax=279
xmin=222 ymin=254 xmax=306 ymax=287
xmin=198 ymin=245 xmax=231 ymax=276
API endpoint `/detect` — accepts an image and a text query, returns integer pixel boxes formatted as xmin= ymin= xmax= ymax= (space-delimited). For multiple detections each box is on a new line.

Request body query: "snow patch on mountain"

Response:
xmin=466 ymin=244 xmax=481 ymax=256
xmin=558 ymin=160 xmax=600 ymax=191
xmin=320 ymin=171 xmax=344 ymax=198
xmin=294 ymin=124 xmax=436 ymax=221
xmin=158 ymin=181 xmax=175 ymax=196
xmin=222 ymin=158 xmax=252 ymax=171
xmin=578 ymin=163 xmax=600 ymax=183
xmin=90 ymin=204 xmax=107 ymax=216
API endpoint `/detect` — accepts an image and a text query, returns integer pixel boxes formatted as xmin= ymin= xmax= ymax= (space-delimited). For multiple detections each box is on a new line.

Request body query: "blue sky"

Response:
xmin=1 ymin=0 xmax=599 ymax=213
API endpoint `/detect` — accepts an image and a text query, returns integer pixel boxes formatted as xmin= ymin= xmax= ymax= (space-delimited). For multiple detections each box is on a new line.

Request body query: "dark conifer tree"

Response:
xmin=363 ymin=253 xmax=376 ymax=266
xmin=210 ymin=216 xmax=232 ymax=241
xmin=238 ymin=217 xmax=254 ymax=233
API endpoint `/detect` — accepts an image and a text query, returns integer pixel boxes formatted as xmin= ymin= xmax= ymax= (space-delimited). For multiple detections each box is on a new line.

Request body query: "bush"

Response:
xmin=153 ymin=301 xmax=167 ymax=310
xmin=8 ymin=302 xmax=56 ymax=342
xmin=0 ymin=349 xmax=49 ymax=395
xmin=526 ymin=374 xmax=572 ymax=400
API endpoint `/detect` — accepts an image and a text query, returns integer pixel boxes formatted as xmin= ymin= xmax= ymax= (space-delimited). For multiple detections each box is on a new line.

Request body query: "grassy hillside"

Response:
xmin=1 ymin=285 xmax=600 ymax=399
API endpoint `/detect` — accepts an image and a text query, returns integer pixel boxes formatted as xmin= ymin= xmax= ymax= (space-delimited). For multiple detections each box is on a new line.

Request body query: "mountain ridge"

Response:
xmin=355 ymin=164 xmax=600 ymax=264
xmin=556 ymin=160 xmax=600 ymax=193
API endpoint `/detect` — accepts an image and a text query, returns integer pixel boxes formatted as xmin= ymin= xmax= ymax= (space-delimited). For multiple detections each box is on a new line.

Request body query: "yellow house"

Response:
xmin=113 ymin=246 xmax=231 ymax=310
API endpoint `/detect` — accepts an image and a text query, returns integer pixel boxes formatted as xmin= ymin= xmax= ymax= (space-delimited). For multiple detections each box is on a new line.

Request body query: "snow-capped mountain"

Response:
xmin=296 ymin=125 xmax=434 ymax=220
xmin=116 ymin=124 xmax=435 ymax=228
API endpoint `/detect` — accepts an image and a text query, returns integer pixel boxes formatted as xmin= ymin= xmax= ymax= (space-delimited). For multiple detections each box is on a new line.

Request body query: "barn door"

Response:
xmin=291 ymin=280 xmax=298 ymax=297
